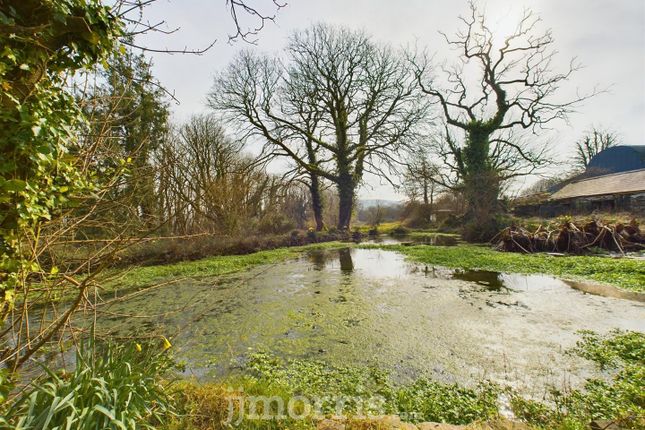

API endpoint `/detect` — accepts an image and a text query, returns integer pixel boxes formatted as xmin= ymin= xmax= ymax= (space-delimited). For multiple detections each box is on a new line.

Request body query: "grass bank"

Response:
xmin=104 ymin=242 xmax=345 ymax=293
xmin=356 ymin=222 xmax=409 ymax=235
xmin=108 ymin=238 xmax=643 ymax=293
xmin=361 ymin=243 xmax=645 ymax=292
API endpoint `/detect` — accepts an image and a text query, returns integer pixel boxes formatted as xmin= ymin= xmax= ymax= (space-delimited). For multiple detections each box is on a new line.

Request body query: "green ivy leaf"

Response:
xmin=2 ymin=179 xmax=26 ymax=192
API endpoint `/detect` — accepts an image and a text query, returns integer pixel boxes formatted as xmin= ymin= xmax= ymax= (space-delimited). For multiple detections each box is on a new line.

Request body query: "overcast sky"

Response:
xmin=136 ymin=0 xmax=645 ymax=201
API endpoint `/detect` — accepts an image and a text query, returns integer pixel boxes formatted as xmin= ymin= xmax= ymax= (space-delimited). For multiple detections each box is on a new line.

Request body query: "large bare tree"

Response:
xmin=412 ymin=2 xmax=594 ymax=239
xmin=209 ymin=52 xmax=328 ymax=230
xmin=210 ymin=24 xmax=427 ymax=229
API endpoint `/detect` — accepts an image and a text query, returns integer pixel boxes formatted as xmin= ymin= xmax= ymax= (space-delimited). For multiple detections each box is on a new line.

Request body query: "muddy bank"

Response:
xmin=565 ymin=280 xmax=645 ymax=302
xmin=107 ymin=230 xmax=348 ymax=268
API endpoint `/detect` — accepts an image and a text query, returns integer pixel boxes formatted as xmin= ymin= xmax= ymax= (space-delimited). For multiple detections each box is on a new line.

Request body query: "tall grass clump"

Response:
xmin=1 ymin=338 xmax=176 ymax=430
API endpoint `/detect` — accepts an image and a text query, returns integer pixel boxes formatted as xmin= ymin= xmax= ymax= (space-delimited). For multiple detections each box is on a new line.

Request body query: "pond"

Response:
xmin=98 ymin=246 xmax=645 ymax=396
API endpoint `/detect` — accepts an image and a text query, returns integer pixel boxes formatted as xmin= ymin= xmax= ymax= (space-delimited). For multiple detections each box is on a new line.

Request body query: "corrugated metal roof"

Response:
xmin=587 ymin=145 xmax=645 ymax=174
xmin=550 ymin=169 xmax=645 ymax=201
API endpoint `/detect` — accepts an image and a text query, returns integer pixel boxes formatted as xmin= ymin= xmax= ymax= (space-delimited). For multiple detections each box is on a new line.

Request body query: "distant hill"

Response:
xmin=358 ymin=199 xmax=402 ymax=209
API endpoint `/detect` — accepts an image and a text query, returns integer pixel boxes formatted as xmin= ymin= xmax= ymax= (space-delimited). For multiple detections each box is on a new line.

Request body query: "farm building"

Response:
xmin=547 ymin=169 xmax=645 ymax=215
xmin=514 ymin=145 xmax=645 ymax=217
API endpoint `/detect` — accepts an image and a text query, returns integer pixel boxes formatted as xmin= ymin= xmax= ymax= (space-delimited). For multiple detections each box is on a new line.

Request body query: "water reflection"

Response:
xmin=309 ymin=248 xmax=511 ymax=289
xmin=307 ymin=248 xmax=412 ymax=278
xmin=407 ymin=235 xmax=459 ymax=246
xmin=366 ymin=234 xmax=459 ymax=246
xmin=309 ymin=249 xmax=327 ymax=271
xmin=450 ymin=269 xmax=507 ymax=291
xmin=306 ymin=248 xmax=643 ymax=299
xmin=338 ymin=248 xmax=354 ymax=273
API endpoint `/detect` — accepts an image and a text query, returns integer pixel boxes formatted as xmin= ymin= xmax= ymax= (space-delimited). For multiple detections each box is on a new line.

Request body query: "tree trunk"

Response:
xmin=423 ymin=175 xmax=429 ymax=205
xmin=461 ymin=127 xmax=501 ymax=241
xmin=309 ymin=173 xmax=324 ymax=231
xmin=463 ymin=170 xmax=500 ymax=220
xmin=337 ymin=174 xmax=354 ymax=230
xmin=428 ymin=183 xmax=434 ymax=223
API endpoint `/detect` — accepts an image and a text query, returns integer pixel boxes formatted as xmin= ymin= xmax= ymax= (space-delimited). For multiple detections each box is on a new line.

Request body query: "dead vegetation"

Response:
xmin=493 ymin=218 xmax=645 ymax=255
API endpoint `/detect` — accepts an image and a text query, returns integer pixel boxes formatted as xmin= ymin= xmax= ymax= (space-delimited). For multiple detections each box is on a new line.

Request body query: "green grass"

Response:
xmin=355 ymin=221 xmax=406 ymax=234
xmin=360 ymin=243 xmax=645 ymax=292
xmin=168 ymin=351 xmax=500 ymax=430
xmin=103 ymin=242 xmax=346 ymax=292
xmin=168 ymin=330 xmax=644 ymax=430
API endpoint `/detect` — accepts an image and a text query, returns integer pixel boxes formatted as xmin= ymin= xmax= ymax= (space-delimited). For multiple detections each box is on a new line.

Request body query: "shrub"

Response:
xmin=461 ymin=214 xmax=514 ymax=243
xmin=390 ymin=225 xmax=410 ymax=236
xmin=257 ymin=213 xmax=297 ymax=235
xmin=401 ymin=202 xmax=433 ymax=229
xmin=1 ymin=338 xmax=176 ymax=430
xmin=351 ymin=228 xmax=363 ymax=241
xmin=438 ymin=214 xmax=461 ymax=232
xmin=306 ymin=228 xmax=317 ymax=241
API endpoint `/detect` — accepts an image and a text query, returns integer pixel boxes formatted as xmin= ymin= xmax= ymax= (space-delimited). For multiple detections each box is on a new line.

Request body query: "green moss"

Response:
xmin=170 ymin=351 xmax=499 ymax=429
xmin=167 ymin=331 xmax=644 ymax=429
xmin=360 ymin=244 xmax=645 ymax=292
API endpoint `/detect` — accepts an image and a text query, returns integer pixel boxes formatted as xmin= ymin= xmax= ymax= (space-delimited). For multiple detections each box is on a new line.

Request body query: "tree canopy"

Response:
xmin=210 ymin=24 xmax=428 ymax=229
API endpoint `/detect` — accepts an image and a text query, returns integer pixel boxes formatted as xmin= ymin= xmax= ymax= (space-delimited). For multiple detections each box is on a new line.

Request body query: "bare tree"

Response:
xmin=209 ymin=52 xmax=328 ymax=230
xmin=412 ymin=2 xmax=595 ymax=239
xmin=366 ymin=204 xmax=384 ymax=229
xmin=403 ymin=151 xmax=442 ymax=207
xmin=573 ymin=127 xmax=619 ymax=170
xmin=210 ymin=24 xmax=428 ymax=229
xmin=401 ymin=149 xmax=443 ymax=225
xmin=154 ymin=115 xmax=291 ymax=235
xmin=225 ymin=0 xmax=287 ymax=44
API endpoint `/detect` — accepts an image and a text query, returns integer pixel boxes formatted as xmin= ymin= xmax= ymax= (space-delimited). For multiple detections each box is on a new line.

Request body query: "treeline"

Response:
xmin=79 ymin=50 xmax=323 ymax=240
xmin=74 ymin=15 xmax=593 ymax=242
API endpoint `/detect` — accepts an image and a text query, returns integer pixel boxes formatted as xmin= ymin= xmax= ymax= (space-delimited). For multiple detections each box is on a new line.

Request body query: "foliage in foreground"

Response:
xmin=0 ymin=0 xmax=122 ymax=369
xmin=170 ymin=331 xmax=644 ymax=430
xmin=1 ymin=330 xmax=642 ymax=429
xmin=0 ymin=338 xmax=176 ymax=430
xmin=246 ymin=352 xmax=500 ymax=423
xmin=170 ymin=351 xmax=499 ymax=429
xmin=511 ymin=330 xmax=645 ymax=429
xmin=364 ymin=243 xmax=645 ymax=291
